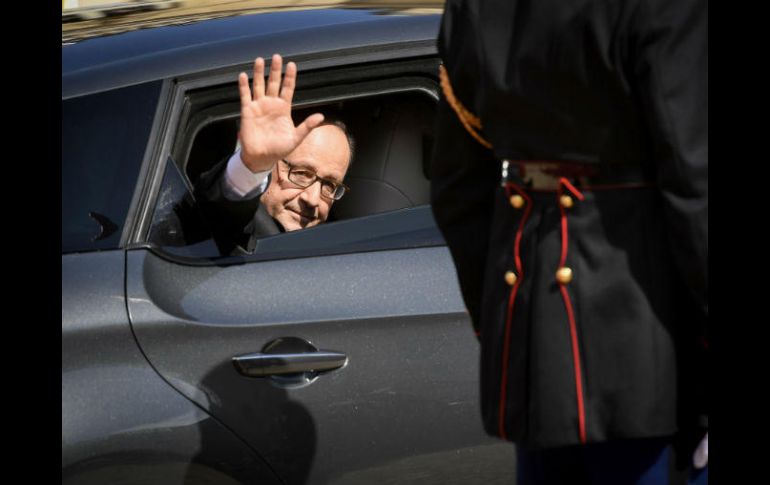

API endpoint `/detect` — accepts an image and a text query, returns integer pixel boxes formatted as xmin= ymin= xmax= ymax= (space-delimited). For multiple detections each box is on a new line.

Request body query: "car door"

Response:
xmin=62 ymin=78 xmax=283 ymax=483
xmin=125 ymin=54 xmax=516 ymax=485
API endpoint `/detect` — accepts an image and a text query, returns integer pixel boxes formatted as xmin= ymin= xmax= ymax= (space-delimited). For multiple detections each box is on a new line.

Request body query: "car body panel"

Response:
xmin=126 ymin=246 xmax=515 ymax=484
xmin=62 ymin=251 xmax=281 ymax=484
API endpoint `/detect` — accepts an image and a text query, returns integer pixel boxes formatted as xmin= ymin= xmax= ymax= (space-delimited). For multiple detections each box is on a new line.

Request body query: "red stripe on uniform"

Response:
xmin=498 ymin=281 xmax=521 ymax=439
xmin=558 ymin=178 xmax=587 ymax=444
xmin=559 ymin=178 xmax=586 ymax=201
xmin=560 ymin=284 xmax=587 ymax=444
xmin=498 ymin=183 xmax=532 ymax=439
xmin=559 ymin=206 xmax=569 ymax=266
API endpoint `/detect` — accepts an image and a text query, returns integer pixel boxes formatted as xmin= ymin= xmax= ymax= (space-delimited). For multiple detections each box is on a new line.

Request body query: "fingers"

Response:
xmin=250 ymin=54 xmax=297 ymax=101
xmin=238 ymin=72 xmax=251 ymax=107
xmin=244 ymin=54 xmax=297 ymax=108
xmin=252 ymin=57 xmax=265 ymax=99
xmin=280 ymin=61 xmax=297 ymax=103
xmin=266 ymin=54 xmax=282 ymax=97
xmin=295 ymin=113 xmax=325 ymax=141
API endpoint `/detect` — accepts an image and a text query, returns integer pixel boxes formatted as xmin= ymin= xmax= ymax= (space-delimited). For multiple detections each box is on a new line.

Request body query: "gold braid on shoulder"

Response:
xmin=439 ymin=64 xmax=493 ymax=149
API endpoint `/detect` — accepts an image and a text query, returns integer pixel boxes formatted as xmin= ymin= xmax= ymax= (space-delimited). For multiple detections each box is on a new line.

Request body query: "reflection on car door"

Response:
xmin=126 ymin=239 xmax=516 ymax=484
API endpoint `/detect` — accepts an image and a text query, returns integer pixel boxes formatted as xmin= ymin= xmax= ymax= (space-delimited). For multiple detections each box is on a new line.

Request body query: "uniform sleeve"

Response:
xmin=431 ymin=0 xmax=500 ymax=336
xmin=430 ymin=96 xmax=499 ymax=336
xmin=632 ymin=0 xmax=708 ymax=321
xmin=631 ymin=0 xmax=708 ymax=451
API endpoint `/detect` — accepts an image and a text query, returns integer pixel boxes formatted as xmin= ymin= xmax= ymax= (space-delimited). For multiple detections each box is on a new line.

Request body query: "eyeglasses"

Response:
xmin=281 ymin=159 xmax=349 ymax=200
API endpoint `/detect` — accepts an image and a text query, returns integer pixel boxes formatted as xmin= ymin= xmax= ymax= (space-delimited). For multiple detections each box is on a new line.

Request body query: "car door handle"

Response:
xmin=232 ymin=351 xmax=348 ymax=377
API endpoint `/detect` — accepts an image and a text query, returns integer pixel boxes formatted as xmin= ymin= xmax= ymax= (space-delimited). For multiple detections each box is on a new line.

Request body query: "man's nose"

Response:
xmin=299 ymin=180 xmax=322 ymax=206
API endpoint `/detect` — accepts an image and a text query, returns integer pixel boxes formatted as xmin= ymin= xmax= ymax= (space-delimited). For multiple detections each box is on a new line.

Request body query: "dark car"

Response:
xmin=62 ymin=7 xmax=517 ymax=484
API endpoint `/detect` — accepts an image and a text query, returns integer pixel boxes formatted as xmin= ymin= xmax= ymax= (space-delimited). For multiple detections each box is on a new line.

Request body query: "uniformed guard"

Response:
xmin=430 ymin=0 xmax=707 ymax=483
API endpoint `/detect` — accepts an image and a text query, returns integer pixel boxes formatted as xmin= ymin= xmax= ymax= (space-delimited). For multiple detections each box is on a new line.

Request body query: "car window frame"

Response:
xmin=125 ymin=50 xmax=443 ymax=266
xmin=123 ymin=42 xmax=438 ymax=249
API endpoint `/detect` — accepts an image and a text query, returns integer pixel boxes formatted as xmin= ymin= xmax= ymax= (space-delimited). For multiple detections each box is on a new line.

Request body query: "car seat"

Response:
xmin=330 ymin=94 xmax=435 ymax=221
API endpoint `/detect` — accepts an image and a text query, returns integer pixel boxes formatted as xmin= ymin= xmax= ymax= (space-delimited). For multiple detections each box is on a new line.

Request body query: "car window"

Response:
xmin=62 ymin=81 xmax=162 ymax=253
xmin=146 ymin=63 xmax=442 ymax=262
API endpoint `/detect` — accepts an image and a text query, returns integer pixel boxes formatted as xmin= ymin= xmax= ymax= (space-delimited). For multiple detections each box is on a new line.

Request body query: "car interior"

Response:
xmin=183 ymin=91 xmax=436 ymax=222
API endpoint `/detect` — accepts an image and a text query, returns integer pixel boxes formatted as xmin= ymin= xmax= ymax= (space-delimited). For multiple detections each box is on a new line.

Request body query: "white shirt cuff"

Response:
xmin=223 ymin=150 xmax=271 ymax=200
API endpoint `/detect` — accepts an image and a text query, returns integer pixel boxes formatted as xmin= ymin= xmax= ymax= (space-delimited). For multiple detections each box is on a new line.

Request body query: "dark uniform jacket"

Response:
xmin=430 ymin=0 xmax=707 ymax=453
xmin=195 ymin=157 xmax=282 ymax=255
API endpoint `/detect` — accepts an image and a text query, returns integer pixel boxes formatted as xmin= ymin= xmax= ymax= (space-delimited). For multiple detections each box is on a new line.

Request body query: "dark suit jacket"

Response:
xmin=431 ymin=0 xmax=707 ymax=454
xmin=195 ymin=157 xmax=283 ymax=255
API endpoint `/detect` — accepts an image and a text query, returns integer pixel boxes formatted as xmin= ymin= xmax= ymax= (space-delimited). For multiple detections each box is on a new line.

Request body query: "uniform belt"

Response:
xmin=501 ymin=159 xmax=654 ymax=191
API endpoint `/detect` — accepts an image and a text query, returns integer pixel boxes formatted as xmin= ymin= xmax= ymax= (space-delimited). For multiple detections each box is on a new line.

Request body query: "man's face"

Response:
xmin=261 ymin=124 xmax=351 ymax=231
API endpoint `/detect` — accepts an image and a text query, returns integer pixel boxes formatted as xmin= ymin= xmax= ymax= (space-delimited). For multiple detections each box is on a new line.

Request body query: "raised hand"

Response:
xmin=237 ymin=54 xmax=324 ymax=173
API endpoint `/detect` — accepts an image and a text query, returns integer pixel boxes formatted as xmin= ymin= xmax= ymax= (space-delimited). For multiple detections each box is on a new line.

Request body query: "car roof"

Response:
xmin=62 ymin=8 xmax=440 ymax=99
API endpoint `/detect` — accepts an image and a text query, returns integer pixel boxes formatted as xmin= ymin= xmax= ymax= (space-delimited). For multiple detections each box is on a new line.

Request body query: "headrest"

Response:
xmin=331 ymin=95 xmax=434 ymax=220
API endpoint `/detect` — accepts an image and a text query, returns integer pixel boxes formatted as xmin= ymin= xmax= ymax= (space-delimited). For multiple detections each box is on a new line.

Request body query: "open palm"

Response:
xmin=238 ymin=55 xmax=324 ymax=172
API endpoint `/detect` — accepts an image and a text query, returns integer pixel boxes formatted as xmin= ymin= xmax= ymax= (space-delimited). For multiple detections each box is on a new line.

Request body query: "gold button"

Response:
xmin=560 ymin=195 xmax=574 ymax=209
xmin=556 ymin=267 xmax=573 ymax=285
xmin=510 ymin=195 xmax=525 ymax=209
xmin=504 ymin=271 xmax=518 ymax=286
